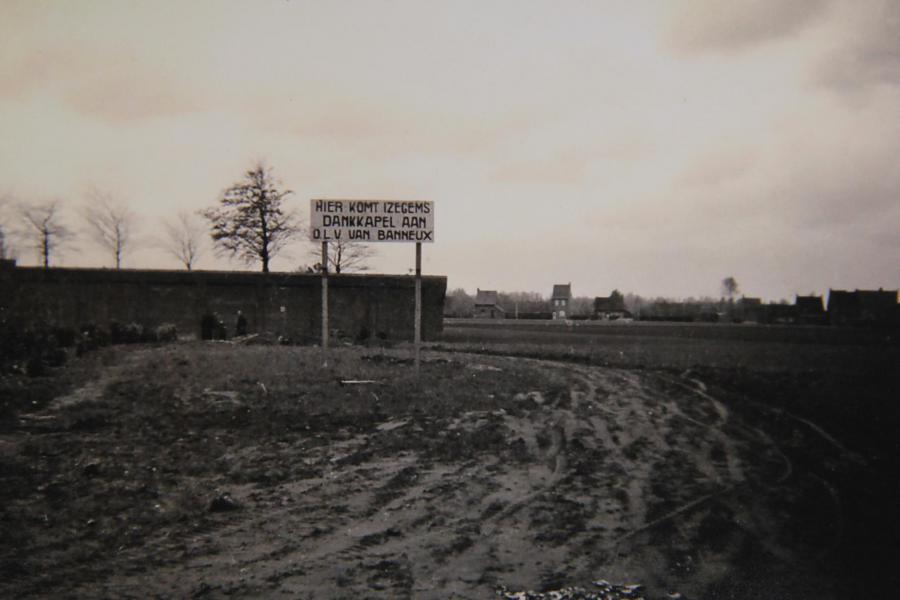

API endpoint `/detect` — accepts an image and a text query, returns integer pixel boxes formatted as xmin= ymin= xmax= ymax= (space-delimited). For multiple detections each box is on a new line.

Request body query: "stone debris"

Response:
xmin=513 ymin=391 xmax=546 ymax=405
xmin=81 ymin=461 xmax=102 ymax=478
xmin=376 ymin=419 xmax=410 ymax=432
xmin=201 ymin=389 xmax=241 ymax=405
xmin=497 ymin=579 xmax=685 ymax=600
xmin=232 ymin=333 xmax=260 ymax=345
xmin=467 ymin=363 xmax=503 ymax=372
xmin=208 ymin=492 xmax=241 ymax=512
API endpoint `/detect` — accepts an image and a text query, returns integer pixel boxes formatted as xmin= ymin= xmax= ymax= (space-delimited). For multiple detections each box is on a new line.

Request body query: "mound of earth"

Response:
xmin=0 ymin=343 xmax=891 ymax=598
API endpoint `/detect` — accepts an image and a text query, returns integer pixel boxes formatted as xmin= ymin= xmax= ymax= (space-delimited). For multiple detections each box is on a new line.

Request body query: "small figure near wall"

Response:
xmin=200 ymin=311 xmax=216 ymax=340
xmin=235 ymin=310 xmax=247 ymax=337
xmin=201 ymin=311 xmax=228 ymax=340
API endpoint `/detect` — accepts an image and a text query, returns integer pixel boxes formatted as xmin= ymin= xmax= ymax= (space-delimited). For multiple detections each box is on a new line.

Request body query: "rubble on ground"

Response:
xmin=497 ymin=579 xmax=685 ymax=600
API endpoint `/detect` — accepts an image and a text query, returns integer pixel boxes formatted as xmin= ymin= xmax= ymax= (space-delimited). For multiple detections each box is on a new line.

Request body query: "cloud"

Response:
xmin=254 ymin=91 xmax=540 ymax=169
xmin=772 ymin=139 xmax=900 ymax=230
xmin=488 ymin=151 xmax=587 ymax=186
xmin=0 ymin=45 xmax=200 ymax=122
xmin=674 ymin=129 xmax=900 ymax=236
xmin=570 ymin=83 xmax=900 ymax=299
xmin=677 ymin=144 xmax=759 ymax=190
xmin=666 ymin=0 xmax=831 ymax=54
xmin=814 ymin=1 xmax=900 ymax=92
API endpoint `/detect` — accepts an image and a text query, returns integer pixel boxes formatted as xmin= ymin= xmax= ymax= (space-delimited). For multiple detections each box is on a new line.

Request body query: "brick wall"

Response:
xmin=2 ymin=264 xmax=446 ymax=342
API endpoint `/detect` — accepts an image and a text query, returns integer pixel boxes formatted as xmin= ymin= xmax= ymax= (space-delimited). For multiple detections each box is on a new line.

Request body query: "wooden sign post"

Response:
xmin=310 ymin=199 xmax=434 ymax=374
xmin=320 ymin=240 xmax=329 ymax=367
xmin=414 ymin=242 xmax=422 ymax=375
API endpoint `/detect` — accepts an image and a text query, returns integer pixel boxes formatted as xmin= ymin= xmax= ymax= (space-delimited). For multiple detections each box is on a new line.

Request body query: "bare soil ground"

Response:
xmin=1 ymin=328 xmax=898 ymax=599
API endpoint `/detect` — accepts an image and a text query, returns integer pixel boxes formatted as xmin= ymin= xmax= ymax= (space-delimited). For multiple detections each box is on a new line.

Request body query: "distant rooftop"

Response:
xmin=594 ymin=295 xmax=627 ymax=312
xmin=475 ymin=289 xmax=500 ymax=306
xmin=795 ymin=295 xmax=824 ymax=313
xmin=551 ymin=283 xmax=571 ymax=299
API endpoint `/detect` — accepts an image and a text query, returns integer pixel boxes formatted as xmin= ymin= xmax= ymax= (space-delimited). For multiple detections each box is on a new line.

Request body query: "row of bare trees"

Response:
xmin=0 ymin=163 xmax=376 ymax=273
xmin=0 ymin=192 xmax=197 ymax=269
xmin=1 ymin=195 xmax=75 ymax=267
xmin=445 ymin=281 xmax=749 ymax=319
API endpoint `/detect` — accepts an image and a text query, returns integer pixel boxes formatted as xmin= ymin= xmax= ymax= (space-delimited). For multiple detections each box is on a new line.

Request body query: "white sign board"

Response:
xmin=310 ymin=199 xmax=434 ymax=243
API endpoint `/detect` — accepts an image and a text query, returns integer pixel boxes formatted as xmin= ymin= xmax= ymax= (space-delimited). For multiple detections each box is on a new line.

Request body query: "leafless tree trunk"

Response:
xmin=721 ymin=276 xmax=740 ymax=301
xmin=0 ymin=195 xmax=14 ymax=260
xmin=19 ymin=200 xmax=74 ymax=267
xmin=82 ymin=190 xmax=135 ymax=269
xmin=159 ymin=211 xmax=205 ymax=270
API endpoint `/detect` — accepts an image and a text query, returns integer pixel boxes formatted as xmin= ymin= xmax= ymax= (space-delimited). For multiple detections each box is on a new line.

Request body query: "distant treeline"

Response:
xmin=444 ymin=288 xmax=764 ymax=320
xmin=445 ymin=288 xmax=899 ymax=326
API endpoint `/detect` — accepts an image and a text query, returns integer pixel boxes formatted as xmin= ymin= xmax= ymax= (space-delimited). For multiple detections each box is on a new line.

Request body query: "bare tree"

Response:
xmin=19 ymin=200 xmax=74 ymax=267
xmin=444 ymin=288 xmax=475 ymax=317
xmin=82 ymin=190 xmax=135 ymax=269
xmin=568 ymin=296 xmax=594 ymax=317
xmin=0 ymin=194 xmax=15 ymax=260
xmin=721 ymin=276 xmax=740 ymax=301
xmin=307 ymin=239 xmax=376 ymax=274
xmin=202 ymin=163 xmax=300 ymax=272
xmin=159 ymin=211 xmax=205 ymax=270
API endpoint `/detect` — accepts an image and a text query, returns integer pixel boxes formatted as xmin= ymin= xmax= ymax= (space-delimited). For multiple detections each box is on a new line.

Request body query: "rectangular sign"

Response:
xmin=309 ymin=199 xmax=434 ymax=243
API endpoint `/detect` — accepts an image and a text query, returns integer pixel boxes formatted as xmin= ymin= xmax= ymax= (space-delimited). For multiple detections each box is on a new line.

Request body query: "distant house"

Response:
xmin=736 ymin=297 xmax=763 ymax=322
xmin=593 ymin=291 xmax=631 ymax=320
xmin=473 ymin=289 xmax=505 ymax=319
xmin=827 ymin=289 xmax=898 ymax=326
xmin=551 ymin=283 xmax=571 ymax=320
xmin=638 ymin=300 xmax=718 ymax=322
xmin=761 ymin=303 xmax=796 ymax=324
xmin=795 ymin=295 xmax=826 ymax=325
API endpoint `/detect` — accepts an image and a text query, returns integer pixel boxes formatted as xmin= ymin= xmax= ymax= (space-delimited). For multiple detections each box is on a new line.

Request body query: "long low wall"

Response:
xmin=1 ymin=263 xmax=446 ymax=342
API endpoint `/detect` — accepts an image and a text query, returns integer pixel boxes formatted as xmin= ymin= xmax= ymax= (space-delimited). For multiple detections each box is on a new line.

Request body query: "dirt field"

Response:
xmin=1 ymin=324 xmax=898 ymax=599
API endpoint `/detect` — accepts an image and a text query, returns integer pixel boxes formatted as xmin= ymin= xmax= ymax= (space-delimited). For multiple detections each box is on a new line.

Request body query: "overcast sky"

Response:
xmin=2 ymin=0 xmax=898 ymax=300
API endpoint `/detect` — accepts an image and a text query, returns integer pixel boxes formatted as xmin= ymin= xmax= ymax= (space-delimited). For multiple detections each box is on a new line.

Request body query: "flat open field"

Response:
xmin=1 ymin=321 xmax=898 ymax=599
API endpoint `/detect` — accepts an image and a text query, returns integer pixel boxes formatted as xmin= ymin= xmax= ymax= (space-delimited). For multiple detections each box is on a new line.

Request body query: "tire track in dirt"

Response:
xmin=15 ymin=349 xmax=154 ymax=437
xmin=661 ymin=374 xmax=746 ymax=484
xmin=550 ymin=365 xmax=778 ymax=594
xmin=481 ymin=408 xmax=570 ymax=530
xmin=574 ymin=369 xmax=654 ymax=535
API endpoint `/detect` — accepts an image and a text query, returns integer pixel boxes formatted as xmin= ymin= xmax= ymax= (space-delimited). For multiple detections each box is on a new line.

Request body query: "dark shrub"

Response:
xmin=51 ymin=326 xmax=78 ymax=348
xmin=109 ymin=320 xmax=124 ymax=344
xmin=44 ymin=344 xmax=67 ymax=368
xmin=25 ymin=355 xmax=46 ymax=377
xmin=139 ymin=324 xmax=158 ymax=343
xmin=0 ymin=318 xmax=25 ymax=370
xmin=0 ymin=319 xmax=68 ymax=376
xmin=201 ymin=312 xmax=216 ymax=340
xmin=80 ymin=324 xmax=110 ymax=349
xmin=121 ymin=322 xmax=143 ymax=344
xmin=156 ymin=323 xmax=178 ymax=343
